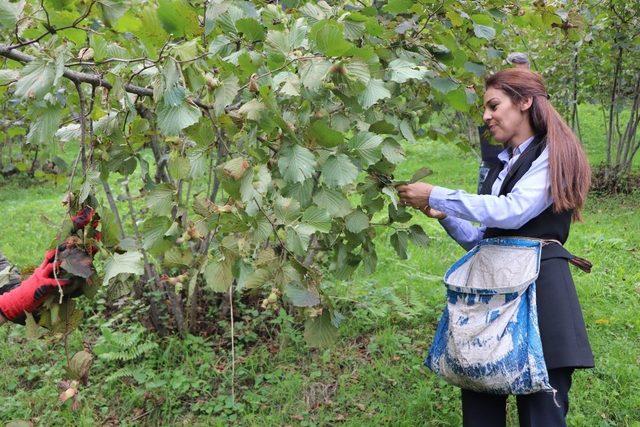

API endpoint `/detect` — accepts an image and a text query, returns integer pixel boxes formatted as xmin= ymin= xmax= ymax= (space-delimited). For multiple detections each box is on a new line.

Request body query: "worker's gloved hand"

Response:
xmin=0 ymin=249 xmax=71 ymax=322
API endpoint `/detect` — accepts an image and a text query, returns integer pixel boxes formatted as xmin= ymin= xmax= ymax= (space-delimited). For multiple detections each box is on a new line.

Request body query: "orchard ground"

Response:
xmin=1 ymin=105 xmax=639 ymax=425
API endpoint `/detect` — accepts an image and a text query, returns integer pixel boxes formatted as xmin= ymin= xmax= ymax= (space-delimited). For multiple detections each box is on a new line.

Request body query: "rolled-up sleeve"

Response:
xmin=428 ymin=148 xmax=552 ymax=229
xmin=438 ymin=216 xmax=485 ymax=251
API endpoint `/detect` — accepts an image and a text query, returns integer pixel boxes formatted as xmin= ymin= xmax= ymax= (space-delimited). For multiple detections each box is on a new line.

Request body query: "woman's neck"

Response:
xmin=507 ymin=127 xmax=535 ymax=149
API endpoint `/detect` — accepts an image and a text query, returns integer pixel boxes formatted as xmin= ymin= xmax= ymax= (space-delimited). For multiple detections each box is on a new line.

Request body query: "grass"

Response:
xmin=1 ymin=106 xmax=639 ymax=425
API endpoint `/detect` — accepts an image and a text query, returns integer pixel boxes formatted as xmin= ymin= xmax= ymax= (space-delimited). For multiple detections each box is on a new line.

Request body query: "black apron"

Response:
xmin=478 ymin=135 xmax=594 ymax=369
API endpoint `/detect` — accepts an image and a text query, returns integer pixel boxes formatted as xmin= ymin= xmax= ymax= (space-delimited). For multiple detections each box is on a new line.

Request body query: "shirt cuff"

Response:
xmin=437 ymin=215 xmax=457 ymax=228
xmin=428 ymin=185 xmax=453 ymax=213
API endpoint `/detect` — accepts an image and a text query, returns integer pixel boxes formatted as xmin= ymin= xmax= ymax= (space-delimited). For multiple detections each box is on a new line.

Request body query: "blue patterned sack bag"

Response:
xmin=425 ymin=237 xmax=552 ymax=395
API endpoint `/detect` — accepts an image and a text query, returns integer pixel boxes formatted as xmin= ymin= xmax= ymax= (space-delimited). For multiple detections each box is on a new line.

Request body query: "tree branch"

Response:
xmin=0 ymin=43 xmax=214 ymax=111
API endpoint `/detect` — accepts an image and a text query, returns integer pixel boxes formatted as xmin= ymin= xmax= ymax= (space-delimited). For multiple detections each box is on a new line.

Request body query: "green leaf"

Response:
xmin=188 ymin=150 xmax=208 ymax=180
xmin=204 ymin=2 xmax=228 ymax=35
xmin=278 ymin=144 xmax=317 ymax=183
xmin=141 ymin=216 xmax=172 ymax=250
xmin=78 ymin=168 xmax=100 ymax=204
xmin=299 ymin=58 xmax=331 ymax=91
xmin=284 ymin=284 xmax=321 ymax=307
xmin=50 ymin=299 xmax=83 ymax=334
xmin=349 ymin=132 xmax=383 ymax=167
xmin=289 ymin=16 xmax=308 ymax=48
xmin=381 ymin=138 xmax=405 ymax=164
xmin=302 ymin=206 xmax=331 ymax=233
xmin=299 ymin=2 xmax=328 ymax=23
xmin=213 ymin=75 xmax=240 ymax=116
xmin=137 ymin=6 xmax=169 ymax=56
xmin=265 ymin=30 xmax=291 ymax=54
xmin=345 ymin=210 xmax=369 ymax=233
xmin=236 ymin=18 xmax=265 ymax=42
xmin=389 ymin=204 xmax=412 ymax=223
xmin=343 ymin=18 xmax=366 ymax=40
xmin=146 ymin=184 xmax=175 ymax=216
xmin=409 ymin=167 xmax=433 ymax=183
xmin=399 ymin=119 xmax=415 ymax=143
xmin=383 ymin=0 xmax=414 ymax=15
xmin=409 ymin=224 xmax=430 ymax=247
xmin=464 ymin=61 xmax=485 ymax=77
xmin=304 ymin=311 xmax=338 ymax=347
xmin=382 ymin=186 xmax=398 ymax=209
xmin=308 ymin=119 xmax=344 ymax=148
xmin=285 ymin=224 xmax=314 ymax=257
xmin=388 ymin=59 xmax=427 ymax=83
xmin=473 ymin=23 xmax=496 ymax=40
xmin=358 ymin=79 xmax=391 ymax=109
xmin=274 ymin=196 xmax=301 ymax=224
xmin=97 ymin=205 xmax=120 ymax=248
xmin=0 ymin=69 xmax=18 ymax=85
xmin=168 ymin=153 xmax=191 ymax=180
xmin=428 ymin=77 xmax=458 ymax=94
xmin=369 ymin=120 xmax=396 ymax=134
xmin=156 ymin=100 xmax=201 ymax=136
xmin=283 ymin=179 xmax=314 ymax=207
xmin=14 ymin=59 xmax=56 ymax=99
xmin=390 ymin=230 xmax=409 ymax=259
xmin=239 ymin=267 xmax=270 ymax=290
xmin=313 ymin=187 xmax=352 ymax=218
xmin=98 ymin=0 xmax=127 ymax=27
xmin=221 ymin=157 xmax=250 ymax=180
xmin=309 ymin=20 xmax=353 ymax=57
xmin=26 ymin=103 xmax=63 ymax=145
xmin=445 ymin=87 xmax=469 ymax=112
xmin=157 ymin=0 xmax=199 ymax=37
xmin=273 ymin=71 xmax=300 ymax=96
xmin=344 ymin=59 xmax=370 ymax=83
xmin=321 ymin=154 xmax=358 ymax=187
xmin=102 ymin=251 xmax=144 ymax=286
xmin=164 ymin=246 xmax=193 ymax=267
xmin=204 ymin=258 xmax=234 ymax=293
xmin=163 ymin=84 xmax=185 ymax=107
xmin=238 ymin=99 xmax=265 ymax=121
xmin=0 ymin=0 xmax=24 ymax=29
xmin=362 ymin=245 xmax=378 ymax=275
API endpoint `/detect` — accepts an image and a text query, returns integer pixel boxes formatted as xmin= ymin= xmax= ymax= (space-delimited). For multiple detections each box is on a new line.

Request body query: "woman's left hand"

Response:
xmin=396 ymin=182 xmax=434 ymax=209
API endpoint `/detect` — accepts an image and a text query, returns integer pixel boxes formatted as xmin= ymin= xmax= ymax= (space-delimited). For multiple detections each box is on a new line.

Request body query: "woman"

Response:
xmin=397 ymin=68 xmax=594 ymax=426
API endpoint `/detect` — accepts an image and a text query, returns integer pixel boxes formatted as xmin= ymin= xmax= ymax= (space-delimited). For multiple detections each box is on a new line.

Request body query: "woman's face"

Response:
xmin=482 ymin=87 xmax=530 ymax=145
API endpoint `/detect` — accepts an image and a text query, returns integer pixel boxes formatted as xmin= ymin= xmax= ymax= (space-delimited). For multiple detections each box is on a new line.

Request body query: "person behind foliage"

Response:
xmin=397 ymin=68 xmax=593 ymax=427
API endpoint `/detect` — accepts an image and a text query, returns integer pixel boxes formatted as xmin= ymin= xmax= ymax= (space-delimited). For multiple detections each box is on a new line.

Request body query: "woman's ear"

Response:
xmin=520 ymin=96 xmax=533 ymax=112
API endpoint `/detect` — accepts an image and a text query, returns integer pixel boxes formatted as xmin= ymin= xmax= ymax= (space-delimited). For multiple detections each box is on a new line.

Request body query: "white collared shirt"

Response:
xmin=428 ymin=136 xmax=553 ymax=250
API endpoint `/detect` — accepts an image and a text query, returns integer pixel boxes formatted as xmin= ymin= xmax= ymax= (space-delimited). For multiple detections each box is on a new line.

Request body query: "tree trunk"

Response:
xmin=28 ymin=144 xmax=38 ymax=177
xmin=571 ymin=48 xmax=582 ymax=140
xmin=606 ymin=47 xmax=624 ymax=175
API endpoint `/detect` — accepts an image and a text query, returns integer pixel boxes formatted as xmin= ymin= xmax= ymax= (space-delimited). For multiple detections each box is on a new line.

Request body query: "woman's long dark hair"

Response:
xmin=485 ymin=69 xmax=590 ymax=221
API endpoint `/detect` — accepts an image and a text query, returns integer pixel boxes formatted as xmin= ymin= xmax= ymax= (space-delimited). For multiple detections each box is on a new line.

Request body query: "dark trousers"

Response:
xmin=461 ymin=368 xmax=574 ymax=427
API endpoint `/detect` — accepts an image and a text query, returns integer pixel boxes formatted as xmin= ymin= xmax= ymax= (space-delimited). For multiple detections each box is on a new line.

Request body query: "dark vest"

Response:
xmin=477 ymin=134 xmax=595 ymax=369
xmin=478 ymin=135 xmax=573 ymax=246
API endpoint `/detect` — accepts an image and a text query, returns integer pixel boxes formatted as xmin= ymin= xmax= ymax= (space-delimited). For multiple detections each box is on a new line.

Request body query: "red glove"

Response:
xmin=0 ymin=249 xmax=71 ymax=322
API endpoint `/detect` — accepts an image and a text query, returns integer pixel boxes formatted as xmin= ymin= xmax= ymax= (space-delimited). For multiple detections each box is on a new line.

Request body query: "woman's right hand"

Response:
xmin=420 ymin=205 xmax=446 ymax=220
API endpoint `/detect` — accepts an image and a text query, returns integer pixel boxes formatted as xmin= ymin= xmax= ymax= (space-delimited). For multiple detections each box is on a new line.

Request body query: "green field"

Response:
xmin=1 ymin=106 xmax=639 ymax=425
